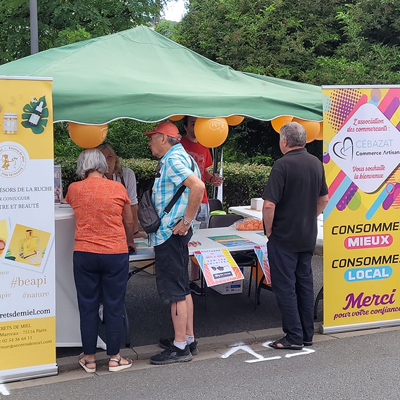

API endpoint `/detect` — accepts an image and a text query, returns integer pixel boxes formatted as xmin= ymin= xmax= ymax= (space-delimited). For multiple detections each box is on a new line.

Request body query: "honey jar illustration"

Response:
xmin=3 ymin=113 xmax=18 ymax=134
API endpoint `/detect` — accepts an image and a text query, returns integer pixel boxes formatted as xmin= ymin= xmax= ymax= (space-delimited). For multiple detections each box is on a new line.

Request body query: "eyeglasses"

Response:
xmin=211 ymin=266 xmax=224 ymax=271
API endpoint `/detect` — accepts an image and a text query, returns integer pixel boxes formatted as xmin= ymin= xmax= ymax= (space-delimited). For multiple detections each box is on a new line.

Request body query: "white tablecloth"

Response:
xmin=229 ymin=205 xmax=323 ymax=248
xmin=130 ymin=226 xmax=267 ymax=262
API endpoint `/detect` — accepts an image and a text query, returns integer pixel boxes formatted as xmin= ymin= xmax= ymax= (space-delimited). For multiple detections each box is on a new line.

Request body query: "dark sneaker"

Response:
xmin=189 ymin=281 xmax=204 ymax=296
xmin=159 ymin=338 xmax=199 ymax=356
xmin=150 ymin=344 xmax=193 ymax=365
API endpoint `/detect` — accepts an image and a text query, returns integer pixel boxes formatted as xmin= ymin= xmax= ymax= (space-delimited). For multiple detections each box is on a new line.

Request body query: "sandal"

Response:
xmin=269 ymin=337 xmax=304 ymax=350
xmin=79 ymin=353 xmax=96 ymax=373
xmin=109 ymin=356 xmax=133 ymax=372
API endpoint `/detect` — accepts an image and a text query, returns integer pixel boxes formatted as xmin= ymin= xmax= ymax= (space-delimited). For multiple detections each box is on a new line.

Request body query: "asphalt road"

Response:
xmin=56 ymin=253 xmax=324 ymax=359
xmin=6 ymin=326 xmax=400 ymax=400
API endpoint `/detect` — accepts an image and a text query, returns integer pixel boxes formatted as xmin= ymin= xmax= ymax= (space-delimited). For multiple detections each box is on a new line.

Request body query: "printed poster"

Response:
xmin=253 ymin=245 xmax=271 ymax=285
xmin=0 ymin=76 xmax=57 ymax=382
xmin=322 ymin=85 xmax=400 ymax=333
xmin=193 ymin=248 xmax=244 ymax=287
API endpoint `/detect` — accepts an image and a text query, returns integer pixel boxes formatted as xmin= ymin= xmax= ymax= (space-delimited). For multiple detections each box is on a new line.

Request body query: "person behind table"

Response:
xmin=262 ymin=122 xmax=329 ymax=350
xmin=65 ymin=149 xmax=135 ymax=373
xmin=97 ymin=142 xmax=142 ymax=239
xmin=180 ymin=116 xmax=224 ymax=295
xmin=144 ymin=121 xmax=204 ymax=365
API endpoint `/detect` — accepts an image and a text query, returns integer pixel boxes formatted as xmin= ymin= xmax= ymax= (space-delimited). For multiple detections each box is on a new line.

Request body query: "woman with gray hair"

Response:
xmin=65 ymin=148 xmax=134 ymax=373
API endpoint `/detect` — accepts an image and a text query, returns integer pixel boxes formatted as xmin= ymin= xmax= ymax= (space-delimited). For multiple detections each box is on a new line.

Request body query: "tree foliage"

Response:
xmin=5 ymin=0 xmax=400 ymax=166
xmin=0 ymin=0 xmax=174 ymax=64
xmin=172 ymin=0 xmax=400 ymax=162
xmin=54 ymin=120 xmax=156 ymax=160
xmin=177 ymin=0 xmax=400 ymax=85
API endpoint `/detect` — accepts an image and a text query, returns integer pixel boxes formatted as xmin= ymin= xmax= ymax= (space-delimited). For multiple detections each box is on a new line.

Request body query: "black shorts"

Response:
xmin=154 ymin=229 xmax=192 ymax=304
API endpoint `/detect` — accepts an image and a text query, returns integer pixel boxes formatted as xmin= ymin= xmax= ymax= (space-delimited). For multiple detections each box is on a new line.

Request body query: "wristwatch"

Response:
xmin=183 ymin=217 xmax=192 ymax=226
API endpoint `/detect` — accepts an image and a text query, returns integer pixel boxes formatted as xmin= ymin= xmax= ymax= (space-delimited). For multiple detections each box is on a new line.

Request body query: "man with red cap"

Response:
xmin=144 ymin=121 xmax=204 ymax=365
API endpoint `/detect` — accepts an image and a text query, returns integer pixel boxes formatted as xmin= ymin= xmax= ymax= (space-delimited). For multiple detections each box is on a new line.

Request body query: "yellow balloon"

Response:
xmin=68 ymin=123 xmax=108 ymax=148
xmin=271 ymin=116 xmax=293 ymax=133
xmin=315 ymin=122 xmax=323 ymax=140
xmin=292 ymin=118 xmax=321 ymax=143
xmin=168 ymin=115 xmax=184 ymax=121
xmin=226 ymin=115 xmax=244 ymax=126
xmin=194 ymin=118 xmax=229 ymax=148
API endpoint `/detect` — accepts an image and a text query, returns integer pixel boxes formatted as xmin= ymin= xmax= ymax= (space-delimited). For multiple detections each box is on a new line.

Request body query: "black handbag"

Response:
xmin=138 ymin=188 xmax=162 ymax=233
xmin=138 ymin=159 xmax=194 ymax=234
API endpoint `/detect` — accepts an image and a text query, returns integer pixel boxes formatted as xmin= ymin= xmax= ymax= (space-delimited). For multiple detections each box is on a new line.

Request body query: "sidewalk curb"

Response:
xmin=56 ymin=325 xmax=285 ymax=373
xmin=56 ymin=323 xmax=400 ymax=373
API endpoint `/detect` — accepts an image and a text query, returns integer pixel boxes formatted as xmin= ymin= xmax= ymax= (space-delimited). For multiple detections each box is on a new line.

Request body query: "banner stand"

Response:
xmin=322 ymin=85 xmax=400 ymax=334
xmin=0 ymin=76 xmax=57 ymax=383
xmin=322 ymin=318 xmax=400 ymax=334
xmin=1 ymin=364 xmax=57 ymax=384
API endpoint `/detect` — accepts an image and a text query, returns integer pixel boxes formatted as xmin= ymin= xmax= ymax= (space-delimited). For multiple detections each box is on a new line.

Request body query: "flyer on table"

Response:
xmin=0 ymin=77 xmax=56 ymax=380
xmin=322 ymin=85 xmax=400 ymax=333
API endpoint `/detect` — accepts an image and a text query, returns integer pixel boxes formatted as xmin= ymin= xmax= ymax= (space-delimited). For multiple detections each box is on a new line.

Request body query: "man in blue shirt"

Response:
xmin=144 ymin=121 xmax=204 ymax=365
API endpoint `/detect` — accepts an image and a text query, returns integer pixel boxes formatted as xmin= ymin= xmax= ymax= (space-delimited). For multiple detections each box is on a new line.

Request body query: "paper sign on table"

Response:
xmin=253 ymin=244 xmax=271 ymax=285
xmin=193 ymin=248 xmax=244 ymax=287
xmin=207 ymin=234 xmax=257 ymax=248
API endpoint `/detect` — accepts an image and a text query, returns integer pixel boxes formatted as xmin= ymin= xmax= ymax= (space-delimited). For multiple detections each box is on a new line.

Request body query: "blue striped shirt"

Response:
xmin=149 ymin=143 xmax=201 ymax=247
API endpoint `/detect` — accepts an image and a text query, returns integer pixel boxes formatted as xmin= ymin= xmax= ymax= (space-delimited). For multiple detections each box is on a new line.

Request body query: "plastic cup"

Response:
xmin=193 ymin=221 xmax=201 ymax=234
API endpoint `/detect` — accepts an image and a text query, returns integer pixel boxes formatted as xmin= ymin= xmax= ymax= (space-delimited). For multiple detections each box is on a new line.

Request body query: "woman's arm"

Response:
xmin=123 ymin=202 xmax=136 ymax=251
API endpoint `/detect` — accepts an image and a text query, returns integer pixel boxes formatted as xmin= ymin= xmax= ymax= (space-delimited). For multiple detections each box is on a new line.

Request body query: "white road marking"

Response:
xmin=222 ymin=341 xmax=316 ymax=363
xmin=221 ymin=344 xmax=263 ymax=359
xmin=245 ymin=356 xmax=282 ymax=363
xmin=285 ymin=347 xmax=315 ymax=358
xmin=0 ymin=384 xmax=10 ymax=396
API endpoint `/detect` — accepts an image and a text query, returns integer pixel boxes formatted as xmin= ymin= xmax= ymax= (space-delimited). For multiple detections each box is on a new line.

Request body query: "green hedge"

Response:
xmin=55 ymin=157 xmax=271 ymax=210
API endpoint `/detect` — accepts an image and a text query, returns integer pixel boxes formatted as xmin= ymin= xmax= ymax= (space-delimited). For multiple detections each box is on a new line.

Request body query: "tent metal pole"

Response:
xmin=212 ymin=147 xmax=219 ymax=199
xmin=30 ymin=0 xmax=39 ymax=54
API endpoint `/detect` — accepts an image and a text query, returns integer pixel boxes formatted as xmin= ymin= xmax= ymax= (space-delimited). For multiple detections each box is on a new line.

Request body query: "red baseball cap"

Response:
xmin=144 ymin=121 xmax=181 ymax=140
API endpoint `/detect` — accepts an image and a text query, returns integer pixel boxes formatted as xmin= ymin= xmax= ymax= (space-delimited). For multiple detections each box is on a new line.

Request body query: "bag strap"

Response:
xmin=163 ymin=158 xmax=194 ymax=216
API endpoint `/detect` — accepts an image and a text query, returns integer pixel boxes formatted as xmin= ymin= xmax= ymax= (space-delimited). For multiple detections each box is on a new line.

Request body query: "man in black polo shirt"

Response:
xmin=262 ymin=121 xmax=329 ymax=350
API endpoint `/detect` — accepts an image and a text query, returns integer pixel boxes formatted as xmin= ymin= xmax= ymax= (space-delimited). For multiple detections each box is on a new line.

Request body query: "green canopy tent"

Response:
xmin=0 ymin=26 xmax=322 ymax=124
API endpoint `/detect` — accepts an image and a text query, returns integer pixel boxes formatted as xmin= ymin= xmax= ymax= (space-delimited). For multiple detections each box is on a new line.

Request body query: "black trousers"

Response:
xmin=267 ymin=240 xmax=314 ymax=345
xmin=73 ymin=251 xmax=128 ymax=355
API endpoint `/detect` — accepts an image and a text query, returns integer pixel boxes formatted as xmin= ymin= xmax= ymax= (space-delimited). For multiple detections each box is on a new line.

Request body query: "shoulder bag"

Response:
xmin=138 ymin=159 xmax=194 ymax=234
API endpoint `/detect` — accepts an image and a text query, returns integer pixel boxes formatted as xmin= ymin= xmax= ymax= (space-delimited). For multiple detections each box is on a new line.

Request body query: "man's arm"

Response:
xmin=317 ymin=194 xmax=329 ymax=216
xmin=172 ymin=174 xmax=205 ymax=235
xmin=262 ymin=199 xmax=276 ymax=238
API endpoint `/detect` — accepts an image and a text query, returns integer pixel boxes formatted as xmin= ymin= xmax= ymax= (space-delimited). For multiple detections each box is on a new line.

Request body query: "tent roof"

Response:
xmin=0 ymin=26 xmax=322 ymax=124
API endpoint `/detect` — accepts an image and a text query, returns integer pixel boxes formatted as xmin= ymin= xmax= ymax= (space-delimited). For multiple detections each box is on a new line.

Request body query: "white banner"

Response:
xmin=0 ymin=77 xmax=57 ymax=383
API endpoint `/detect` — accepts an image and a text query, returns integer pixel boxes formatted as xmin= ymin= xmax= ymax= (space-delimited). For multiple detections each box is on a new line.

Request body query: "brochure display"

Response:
xmin=193 ymin=249 xmax=244 ymax=287
xmin=322 ymin=85 xmax=400 ymax=333
xmin=0 ymin=77 xmax=57 ymax=382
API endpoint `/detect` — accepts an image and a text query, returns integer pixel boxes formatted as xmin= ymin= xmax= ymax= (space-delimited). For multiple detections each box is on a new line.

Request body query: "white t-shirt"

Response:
xmin=113 ymin=167 xmax=138 ymax=205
